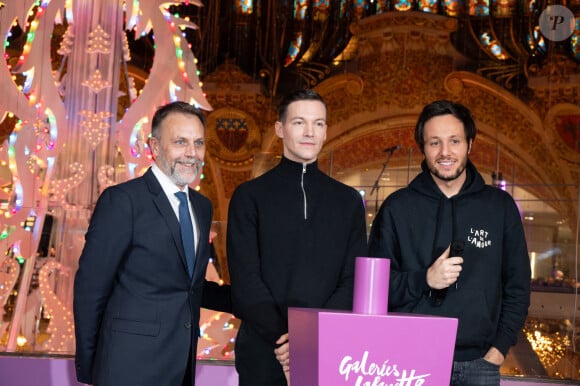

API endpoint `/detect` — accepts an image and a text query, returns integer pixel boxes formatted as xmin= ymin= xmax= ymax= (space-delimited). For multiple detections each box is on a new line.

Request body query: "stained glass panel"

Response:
xmin=444 ymin=0 xmax=462 ymax=16
xmin=235 ymin=0 xmax=253 ymax=15
xmin=480 ymin=32 xmax=508 ymax=59
xmin=294 ymin=0 xmax=308 ymax=19
xmin=394 ymin=0 xmax=413 ymax=12
xmin=469 ymin=0 xmax=490 ymax=16
xmin=419 ymin=0 xmax=439 ymax=13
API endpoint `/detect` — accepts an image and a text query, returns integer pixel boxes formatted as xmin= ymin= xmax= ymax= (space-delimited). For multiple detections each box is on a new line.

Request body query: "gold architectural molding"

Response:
xmin=317 ymin=73 xmax=364 ymax=98
xmin=544 ymin=104 xmax=580 ymax=165
xmin=444 ymin=71 xmax=577 ymax=224
xmin=350 ymin=11 xmax=457 ymax=36
xmin=194 ymin=12 xmax=578 ymax=233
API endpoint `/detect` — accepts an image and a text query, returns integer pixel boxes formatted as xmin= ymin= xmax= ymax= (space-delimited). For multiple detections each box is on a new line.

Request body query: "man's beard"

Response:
xmin=157 ymin=155 xmax=202 ymax=187
xmin=170 ymin=161 xmax=202 ymax=186
xmin=429 ymin=159 xmax=467 ymax=182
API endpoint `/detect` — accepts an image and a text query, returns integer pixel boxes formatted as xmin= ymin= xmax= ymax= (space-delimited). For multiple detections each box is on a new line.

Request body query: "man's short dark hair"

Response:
xmin=414 ymin=100 xmax=476 ymax=151
xmin=277 ymin=89 xmax=327 ymax=123
xmin=151 ymin=101 xmax=207 ymax=139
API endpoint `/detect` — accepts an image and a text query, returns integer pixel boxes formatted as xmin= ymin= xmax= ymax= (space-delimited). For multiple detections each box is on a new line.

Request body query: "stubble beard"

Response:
xmin=158 ymin=156 xmax=202 ymax=187
xmin=429 ymin=159 xmax=467 ymax=182
xmin=172 ymin=161 xmax=201 ymax=187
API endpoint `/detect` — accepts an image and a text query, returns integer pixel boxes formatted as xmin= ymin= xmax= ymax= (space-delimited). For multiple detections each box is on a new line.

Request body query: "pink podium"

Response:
xmin=288 ymin=257 xmax=458 ymax=385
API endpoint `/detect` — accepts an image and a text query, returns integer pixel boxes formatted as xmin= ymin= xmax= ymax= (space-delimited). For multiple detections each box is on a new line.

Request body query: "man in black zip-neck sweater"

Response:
xmin=227 ymin=89 xmax=368 ymax=385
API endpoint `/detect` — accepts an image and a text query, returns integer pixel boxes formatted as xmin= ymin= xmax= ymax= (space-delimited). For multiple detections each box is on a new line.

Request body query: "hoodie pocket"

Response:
xmin=413 ymin=288 xmax=494 ymax=347
xmin=450 ymin=288 xmax=494 ymax=347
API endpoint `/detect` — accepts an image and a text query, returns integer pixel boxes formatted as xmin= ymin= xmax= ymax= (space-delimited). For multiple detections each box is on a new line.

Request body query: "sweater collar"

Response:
xmin=277 ymin=156 xmax=319 ymax=176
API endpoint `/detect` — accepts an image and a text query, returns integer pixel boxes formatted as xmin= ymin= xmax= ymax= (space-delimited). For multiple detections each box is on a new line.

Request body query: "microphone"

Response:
xmin=430 ymin=239 xmax=465 ymax=307
xmin=383 ymin=145 xmax=401 ymax=152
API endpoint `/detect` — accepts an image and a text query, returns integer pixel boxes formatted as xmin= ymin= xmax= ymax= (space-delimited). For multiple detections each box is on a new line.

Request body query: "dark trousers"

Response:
xmin=235 ymin=324 xmax=287 ymax=386
xmin=451 ymin=358 xmax=500 ymax=386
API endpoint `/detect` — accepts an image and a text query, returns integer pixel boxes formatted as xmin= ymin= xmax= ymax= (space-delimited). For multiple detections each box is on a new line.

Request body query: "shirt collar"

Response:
xmin=151 ymin=163 xmax=187 ymax=197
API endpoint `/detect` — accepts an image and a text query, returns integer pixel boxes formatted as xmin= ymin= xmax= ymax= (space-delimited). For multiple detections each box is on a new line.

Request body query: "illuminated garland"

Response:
xmin=0 ymin=0 xmax=214 ymax=355
xmin=161 ymin=5 xmax=204 ymax=103
xmin=0 ymin=257 xmax=20 ymax=314
xmin=38 ymin=259 xmax=74 ymax=353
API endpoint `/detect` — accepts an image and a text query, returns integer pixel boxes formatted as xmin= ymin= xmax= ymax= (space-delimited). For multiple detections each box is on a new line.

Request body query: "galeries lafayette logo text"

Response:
xmin=339 ymin=351 xmax=431 ymax=386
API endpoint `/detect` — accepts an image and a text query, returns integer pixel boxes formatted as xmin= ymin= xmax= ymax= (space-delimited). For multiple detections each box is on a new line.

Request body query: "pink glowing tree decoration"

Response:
xmin=0 ymin=0 xmax=211 ymax=353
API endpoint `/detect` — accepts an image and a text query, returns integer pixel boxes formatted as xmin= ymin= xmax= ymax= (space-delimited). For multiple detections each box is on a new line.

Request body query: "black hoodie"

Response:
xmin=368 ymin=160 xmax=530 ymax=361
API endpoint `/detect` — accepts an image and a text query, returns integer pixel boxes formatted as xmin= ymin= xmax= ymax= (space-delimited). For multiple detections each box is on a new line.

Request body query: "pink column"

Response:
xmin=352 ymin=257 xmax=390 ymax=315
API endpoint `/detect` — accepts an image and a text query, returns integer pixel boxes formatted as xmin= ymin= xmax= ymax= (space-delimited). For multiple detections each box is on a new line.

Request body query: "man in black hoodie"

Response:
xmin=368 ymin=100 xmax=530 ymax=385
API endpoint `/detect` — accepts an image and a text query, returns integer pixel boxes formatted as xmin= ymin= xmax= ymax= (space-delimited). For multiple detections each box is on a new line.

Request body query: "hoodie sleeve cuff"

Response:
xmin=492 ymin=335 xmax=513 ymax=358
xmin=410 ymin=269 xmax=430 ymax=297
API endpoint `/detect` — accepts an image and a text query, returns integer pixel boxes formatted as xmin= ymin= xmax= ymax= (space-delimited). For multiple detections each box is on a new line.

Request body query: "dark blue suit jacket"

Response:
xmin=74 ymin=168 xmax=227 ymax=386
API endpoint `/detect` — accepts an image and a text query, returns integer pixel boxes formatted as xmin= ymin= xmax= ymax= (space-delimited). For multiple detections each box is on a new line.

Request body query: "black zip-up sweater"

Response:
xmin=227 ymin=156 xmax=368 ymax=344
xmin=368 ymin=160 xmax=530 ymax=361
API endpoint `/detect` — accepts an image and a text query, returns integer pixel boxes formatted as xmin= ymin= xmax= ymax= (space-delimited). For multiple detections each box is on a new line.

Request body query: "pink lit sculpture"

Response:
xmin=288 ymin=257 xmax=459 ymax=385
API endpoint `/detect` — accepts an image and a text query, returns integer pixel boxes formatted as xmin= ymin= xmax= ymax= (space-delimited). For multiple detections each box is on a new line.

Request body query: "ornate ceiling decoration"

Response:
xmin=1 ymin=1 xmax=578 ymax=224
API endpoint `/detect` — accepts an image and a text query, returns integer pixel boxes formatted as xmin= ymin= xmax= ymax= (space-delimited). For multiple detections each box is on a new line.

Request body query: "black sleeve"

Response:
xmin=202 ymin=280 xmax=233 ymax=313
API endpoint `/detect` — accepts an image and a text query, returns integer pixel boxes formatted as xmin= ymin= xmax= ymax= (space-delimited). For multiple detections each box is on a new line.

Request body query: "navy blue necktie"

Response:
xmin=175 ymin=191 xmax=195 ymax=277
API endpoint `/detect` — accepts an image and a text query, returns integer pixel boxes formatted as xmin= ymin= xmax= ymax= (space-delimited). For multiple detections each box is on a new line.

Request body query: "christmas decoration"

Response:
xmin=0 ymin=0 xmax=214 ymax=354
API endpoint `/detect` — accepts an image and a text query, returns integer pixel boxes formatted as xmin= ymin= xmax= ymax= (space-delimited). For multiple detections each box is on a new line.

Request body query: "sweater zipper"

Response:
xmin=301 ymin=164 xmax=307 ymax=219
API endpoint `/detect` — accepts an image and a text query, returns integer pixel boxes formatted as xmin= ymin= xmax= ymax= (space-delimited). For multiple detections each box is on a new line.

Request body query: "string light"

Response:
xmin=0 ymin=257 xmax=20 ymax=318
xmin=129 ymin=117 xmax=149 ymax=158
xmin=97 ymin=164 xmax=115 ymax=192
xmin=48 ymin=162 xmax=86 ymax=209
xmin=57 ymin=25 xmax=74 ymax=56
xmin=197 ymin=311 xmax=237 ymax=360
xmin=16 ymin=1 xmax=49 ymax=68
xmin=41 ymin=108 xmax=57 ymax=150
xmin=81 ymin=69 xmax=112 ymax=94
xmin=86 ymin=24 xmax=111 ymax=54
xmin=0 ymin=225 xmax=16 ymax=239
xmin=38 ymin=259 xmax=74 ymax=352
xmin=78 ymin=110 xmax=113 ymax=148
xmin=7 ymin=123 xmax=23 ymax=215
xmin=161 ymin=6 xmax=205 ymax=92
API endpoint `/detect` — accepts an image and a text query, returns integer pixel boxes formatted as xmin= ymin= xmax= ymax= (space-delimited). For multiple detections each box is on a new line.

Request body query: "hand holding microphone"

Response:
xmin=428 ymin=240 xmax=464 ymax=306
